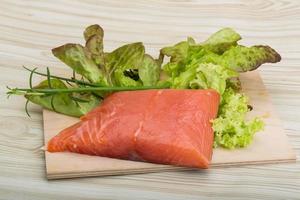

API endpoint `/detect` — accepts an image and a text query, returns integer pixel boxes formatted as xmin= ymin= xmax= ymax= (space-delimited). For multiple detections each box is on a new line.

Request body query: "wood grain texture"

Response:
xmin=43 ymin=71 xmax=296 ymax=179
xmin=0 ymin=0 xmax=299 ymax=199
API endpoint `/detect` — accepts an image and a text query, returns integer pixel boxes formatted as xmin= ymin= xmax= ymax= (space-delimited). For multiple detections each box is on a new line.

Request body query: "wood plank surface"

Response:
xmin=0 ymin=0 xmax=300 ymax=199
xmin=43 ymin=71 xmax=296 ymax=179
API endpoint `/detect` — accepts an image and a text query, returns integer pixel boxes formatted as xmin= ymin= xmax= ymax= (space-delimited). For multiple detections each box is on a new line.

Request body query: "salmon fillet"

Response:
xmin=47 ymin=89 xmax=220 ymax=168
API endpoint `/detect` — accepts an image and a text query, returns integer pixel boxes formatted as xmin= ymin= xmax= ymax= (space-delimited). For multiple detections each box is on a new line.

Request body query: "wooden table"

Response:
xmin=0 ymin=0 xmax=299 ymax=199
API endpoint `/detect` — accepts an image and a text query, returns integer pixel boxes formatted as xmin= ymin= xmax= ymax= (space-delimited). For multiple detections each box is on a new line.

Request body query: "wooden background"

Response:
xmin=0 ymin=0 xmax=299 ymax=199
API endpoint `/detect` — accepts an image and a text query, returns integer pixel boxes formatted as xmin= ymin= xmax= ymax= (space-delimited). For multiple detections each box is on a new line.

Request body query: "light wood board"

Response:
xmin=43 ymin=71 xmax=296 ymax=179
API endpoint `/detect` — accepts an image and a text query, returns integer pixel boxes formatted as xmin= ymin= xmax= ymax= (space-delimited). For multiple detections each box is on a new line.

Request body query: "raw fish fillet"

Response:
xmin=48 ymin=89 xmax=220 ymax=168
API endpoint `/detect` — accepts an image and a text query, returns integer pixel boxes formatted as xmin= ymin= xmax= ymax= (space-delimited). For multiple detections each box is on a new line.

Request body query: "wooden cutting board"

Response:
xmin=43 ymin=71 xmax=296 ymax=179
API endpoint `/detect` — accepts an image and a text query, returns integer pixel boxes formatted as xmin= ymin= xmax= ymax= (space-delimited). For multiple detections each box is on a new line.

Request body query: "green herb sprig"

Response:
xmin=7 ymin=66 xmax=164 ymax=117
xmin=7 ymin=85 xmax=165 ymax=96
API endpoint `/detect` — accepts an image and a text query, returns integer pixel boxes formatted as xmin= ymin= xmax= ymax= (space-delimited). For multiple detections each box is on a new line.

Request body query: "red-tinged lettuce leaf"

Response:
xmin=83 ymin=24 xmax=104 ymax=42
xmin=219 ymin=45 xmax=281 ymax=72
xmin=86 ymin=35 xmax=103 ymax=55
xmin=52 ymin=44 xmax=107 ymax=85
xmin=183 ymin=44 xmax=281 ymax=73
xmin=84 ymin=24 xmax=105 ymax=66
xmin=196 ymin=45 xmax=281 ymax=72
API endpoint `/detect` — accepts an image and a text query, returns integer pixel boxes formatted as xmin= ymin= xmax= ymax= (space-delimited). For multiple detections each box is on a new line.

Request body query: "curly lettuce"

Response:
xmin=212 ymin=88 xmax=264 ymax=149
xmin=170 ymin=63 xmax=238 ymax=94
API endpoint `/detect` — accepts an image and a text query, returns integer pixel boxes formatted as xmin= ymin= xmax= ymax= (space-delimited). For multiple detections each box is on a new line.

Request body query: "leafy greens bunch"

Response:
xmin=158 ymin=28 xmax=280 ymax=148
xmin=7 ymin=25 xmax=281 ymax=149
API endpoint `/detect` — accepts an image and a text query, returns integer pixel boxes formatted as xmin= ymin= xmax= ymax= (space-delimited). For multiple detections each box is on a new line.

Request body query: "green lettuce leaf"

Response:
xmin=139 ymin=54 xmax=160 ymax=86
xmin=212 ymin=88 xmax=264 ymax=149
xmin=201 ymin=27 xmax=241 ymax=54
xmin=113 ymin=69 xmax=141 ymax=87
xmin=160 ymin=37 xmax=196 ymax=76
xmin=25 ymin=79 xmax=100 ymax=117
xmin=189 ymin=63 xmax=238 ymax=94
xmin=160 ymin=37 xmax=196 ymax=63
xmin=105 ymin=42 xmax=145 ymax=86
